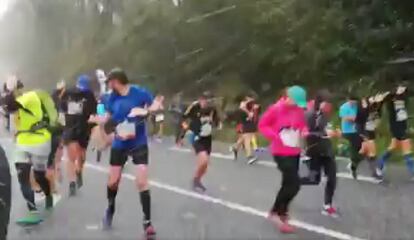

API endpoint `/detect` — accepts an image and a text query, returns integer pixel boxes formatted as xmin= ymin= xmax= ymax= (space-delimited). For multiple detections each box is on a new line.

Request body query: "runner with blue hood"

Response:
xmin=60 ymin=74 xmax=97 ymax=196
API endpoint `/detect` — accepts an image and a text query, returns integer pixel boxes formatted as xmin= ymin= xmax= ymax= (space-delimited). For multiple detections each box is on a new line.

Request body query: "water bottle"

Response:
xmin=97 ymin=103 xmax=106 ymax=116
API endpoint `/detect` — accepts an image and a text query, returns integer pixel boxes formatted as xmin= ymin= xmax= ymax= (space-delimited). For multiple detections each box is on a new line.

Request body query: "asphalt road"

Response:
xmin=3 ymin=137 xmax=414 ymax=240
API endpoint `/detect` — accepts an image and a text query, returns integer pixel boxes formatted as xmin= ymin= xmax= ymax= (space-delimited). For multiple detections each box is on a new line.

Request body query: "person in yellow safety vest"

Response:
xmin=1 ymin=91 xmax=53 ymax=225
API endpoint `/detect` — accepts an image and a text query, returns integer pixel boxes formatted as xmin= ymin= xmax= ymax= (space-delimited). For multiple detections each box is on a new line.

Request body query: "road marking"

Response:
xmin=336 ymin=172 xmax=382 ymax=184
xmin=85 ymin=162 xmax=366 ymax=240
xmin=168 ymin=147 xmax=379 ymax=184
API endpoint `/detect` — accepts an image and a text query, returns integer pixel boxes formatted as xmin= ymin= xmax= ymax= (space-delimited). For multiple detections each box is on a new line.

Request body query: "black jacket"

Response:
xmin=305 ymin=109 xmax=334 ymax=157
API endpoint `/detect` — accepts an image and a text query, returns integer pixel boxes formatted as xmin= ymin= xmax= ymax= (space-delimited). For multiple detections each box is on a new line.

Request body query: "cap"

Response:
xmin=287 ymin=85 xmax=307 ymax=108
xmin=77 ymin=74 xmax=91 ymax=92
xmin=107 ymin=68 xmax=129 ymax=84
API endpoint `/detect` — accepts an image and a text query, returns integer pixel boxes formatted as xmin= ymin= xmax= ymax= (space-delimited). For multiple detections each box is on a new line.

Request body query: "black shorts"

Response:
xmin=364 ymin=131 xmax=376 ymax=140
xmin=391 ymin=127 xmax=408 ymax=141
xmin=63 ymin=128 xmax=90 ymax=149
xmin=193 ymin=137 xmax=212 ymax=155
xmin=110 ymin=145 xmax=149 ymax=166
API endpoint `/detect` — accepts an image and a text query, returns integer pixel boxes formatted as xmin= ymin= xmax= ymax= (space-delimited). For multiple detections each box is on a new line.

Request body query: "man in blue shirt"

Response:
xmin=89 ymin=68 xmax=156 ymax=237
xmin=339 ymin=96 xmax=362 ymax=179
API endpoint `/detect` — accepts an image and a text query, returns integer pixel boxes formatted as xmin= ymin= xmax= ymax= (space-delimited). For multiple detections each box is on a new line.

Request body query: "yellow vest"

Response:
xmin=15 ymin=91 xmax=51 ymax=146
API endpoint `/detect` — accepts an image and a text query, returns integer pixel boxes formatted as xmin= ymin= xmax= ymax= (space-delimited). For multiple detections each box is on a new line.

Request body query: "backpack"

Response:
xmin=17 ymin=90 xmax=59 ymax=134
xmin=34 ymin=90 xmax=58 ymax=128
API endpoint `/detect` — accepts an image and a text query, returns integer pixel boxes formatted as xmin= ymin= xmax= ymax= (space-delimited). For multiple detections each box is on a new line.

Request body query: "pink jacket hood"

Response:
xmin=259 ymin=99 xmax=307 ymax=156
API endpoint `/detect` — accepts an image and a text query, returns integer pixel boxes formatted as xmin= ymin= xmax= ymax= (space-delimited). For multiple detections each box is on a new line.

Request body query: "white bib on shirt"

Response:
xmin=116 ymin=121 xmax=136 ymax=138
xmin=279 ymin=128 xmax=300 ymax=148
xmin=155 ymin=114 xmax=164 ymax=122
xmin=67 ymin=101 xmax=83 ymax=115
xmin=365 ymin=120 xmax=376 ymax=131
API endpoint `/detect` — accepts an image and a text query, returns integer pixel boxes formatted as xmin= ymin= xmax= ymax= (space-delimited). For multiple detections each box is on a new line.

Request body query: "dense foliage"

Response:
xmin=1 ymin=0 xmax=414 ymax=101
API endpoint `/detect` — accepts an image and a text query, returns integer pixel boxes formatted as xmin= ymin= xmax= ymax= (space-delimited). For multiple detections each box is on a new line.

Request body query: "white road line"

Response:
xmin=168 ymin=147 xmax=379 ymax=184
xmin=336 ymin=172 xmax=382 ymax=184
xmin=85 ymin=162 xmax=366 ymax=240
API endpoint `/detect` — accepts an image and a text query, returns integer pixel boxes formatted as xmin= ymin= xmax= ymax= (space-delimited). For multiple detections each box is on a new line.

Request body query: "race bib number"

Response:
xmin=68 ymin=101 xmax=83 ymax=115
xmin=279 ymin=128 xmax=300 ymax=148
xmin=365 ymin=120 xmax=376 ymax=131
xmin=155 ymin=114 xmax=165 ymax=122
xmin=397 ymin=110 xmax=408 ymax=122
xmin=116 ymin=121 xmax=136 ymax=139
xmin=200 ymin=123 xmax=212 ymax=137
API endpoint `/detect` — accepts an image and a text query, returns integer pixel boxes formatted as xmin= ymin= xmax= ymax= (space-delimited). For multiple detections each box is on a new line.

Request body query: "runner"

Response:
xmin=377 ymin=84 xmax=414 ymax=179
xmin=259 ymin=85 xmax=308 ymax=233
xmin=169 ymin=93 xmax=185 ymax=146
xmin=356 ymin=93 xmax=388 ymax=180
xmin=183 ymin=92 xmax=219 ymax=192
xmin=60 ymin=75 xmax=97 ymax=196
xmin=339 ymin=95 xmax=362 ymax=179
xmin=151 ymin=94 xmax=165 ymax=142
xmin=1 ymin=91 xmax=54 ymax=224
xmin=230 ymin=95 xmax=257 ymax=162
xmin=88 ymin=68 xmax=156 ymax=236
xmin=46 ymin=81 xmax=67 ymax=192
xmin=300 ymin=91 xmax=340 ymax=217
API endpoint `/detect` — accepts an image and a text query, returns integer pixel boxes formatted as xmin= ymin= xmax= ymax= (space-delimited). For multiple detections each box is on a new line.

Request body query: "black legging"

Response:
xmin=0 ymin=147 xmax=11 ymax=239
xmin=300 ymin=156 xmax=337 ymax=205
xmin=272 ymin=156 xmax=301 ymax=216
xmin=15 ymin=163 xmax=51 ymax=211
xmin=343 ymin=133 xmax=363 ymax=171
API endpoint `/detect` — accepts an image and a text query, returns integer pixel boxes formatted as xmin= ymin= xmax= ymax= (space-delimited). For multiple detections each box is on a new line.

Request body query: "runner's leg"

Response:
xmin=131 ymin=146 xmax=155 ymax=235
xmin=103 ymin=148 xmax=126 ymax=229
xmin=300 ymin=155 xmax=322 ymax=185
xmin=322 ymin=157 xmax=337 ymax=206
xmin=16 ymin=163 xmax=36 ymax=211
xmin=66 ymin=141 xmax=80 ymax=195
xmin=378 ymin=138 xmax=397 ymax=171
xmin=271 ymin=156 xmax=300 ymax=216
xmin=401 ymin=139 xmax=414 ymax=177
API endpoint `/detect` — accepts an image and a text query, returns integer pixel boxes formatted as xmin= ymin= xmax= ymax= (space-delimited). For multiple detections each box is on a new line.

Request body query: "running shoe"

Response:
xmin=192 ymin=179 xmax=207 ymax=193
xmin=76 ymin=172 xmax=83 ymax=189
xmin=268 ymin=211 xmax=290 ymax=223
xmin=143 ymin=221 xmax=156 ymax=237
xmin=372 ymin=173 xmax=384 ymax=182
xmin=45 ymin=195 xmax=54 ymax=210
xmin=267 ymin=212 xmax=295 ymax=234
xmin=69 ymin=182 xmax=77 ymax=197
xmin=16 ymin=211 xmax=43 ymax=226
xmin=376 ymin=167 xmax=384 ymax=177
xmin=102 ymin=208 xmax=114 ymax=230
xmin=247 ymin=156 xmax=259 ymax=165
xmin=321 ymin=205 xmax=339 ymax=218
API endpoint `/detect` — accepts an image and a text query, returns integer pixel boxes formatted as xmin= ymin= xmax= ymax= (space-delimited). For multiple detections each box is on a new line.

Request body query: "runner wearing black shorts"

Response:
xmin=183 ymin=93 xmax=219 ymax=192
xmin=60 ymin=75 xmax=97 ymax=196
xmin=378 ymin=84 xmax=414 ymax=179
xmin=356 ymin=93 xmax=387 ymax=180
xmin=89 ymin=68 xmax=156 ymax=237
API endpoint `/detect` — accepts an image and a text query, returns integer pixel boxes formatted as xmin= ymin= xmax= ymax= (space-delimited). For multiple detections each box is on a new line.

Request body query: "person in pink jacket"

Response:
xmin=259 ymin=85 xmax=308 ymax=233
